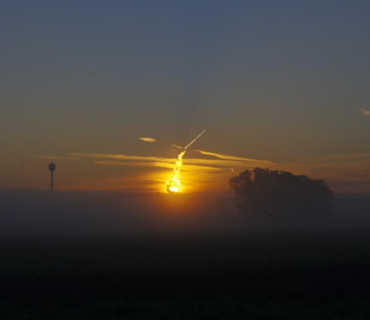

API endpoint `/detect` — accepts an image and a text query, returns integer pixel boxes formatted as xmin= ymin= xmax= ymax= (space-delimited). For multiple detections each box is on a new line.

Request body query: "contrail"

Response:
xmin=167 ymin=129 xmax=206 ymax=193
xmin=185 ymin=129 xmax=206 ymax=149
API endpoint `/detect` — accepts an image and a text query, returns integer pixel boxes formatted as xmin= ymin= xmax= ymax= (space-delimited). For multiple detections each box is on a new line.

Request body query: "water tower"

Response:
xmin=48 ymin=163 xmax=56 ymax=191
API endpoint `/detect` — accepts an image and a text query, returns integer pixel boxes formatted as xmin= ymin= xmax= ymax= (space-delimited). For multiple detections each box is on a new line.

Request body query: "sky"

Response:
xmin=1 ymin=1 xmax=370 ymax=193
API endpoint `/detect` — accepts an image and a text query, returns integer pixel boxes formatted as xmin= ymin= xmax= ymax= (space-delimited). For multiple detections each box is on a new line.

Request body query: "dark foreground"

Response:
xmin=1 ymin=232 xmax=370 ymax=319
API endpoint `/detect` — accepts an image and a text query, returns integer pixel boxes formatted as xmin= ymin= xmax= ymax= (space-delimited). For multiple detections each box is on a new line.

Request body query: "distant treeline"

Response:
xmin=229 ymin=168 xmax=333 ymax=220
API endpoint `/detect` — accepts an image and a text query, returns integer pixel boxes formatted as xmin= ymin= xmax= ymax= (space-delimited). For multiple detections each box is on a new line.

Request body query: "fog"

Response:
xmin=1 ymin=191 xmax=370 ymax=238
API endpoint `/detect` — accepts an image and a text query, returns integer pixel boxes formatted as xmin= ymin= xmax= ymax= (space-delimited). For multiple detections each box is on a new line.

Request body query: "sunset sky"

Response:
xmin=1 ymin=1 xmax=370 ymax=193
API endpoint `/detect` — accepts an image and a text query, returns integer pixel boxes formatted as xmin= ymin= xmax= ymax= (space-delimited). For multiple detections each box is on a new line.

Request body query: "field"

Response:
xmin=1 ymin=232 xmax=370 ymax=319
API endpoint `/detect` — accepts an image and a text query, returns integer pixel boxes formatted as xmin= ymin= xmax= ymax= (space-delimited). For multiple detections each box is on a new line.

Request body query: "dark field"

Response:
xmin=1 ymin=233 xmax=370 ymax=319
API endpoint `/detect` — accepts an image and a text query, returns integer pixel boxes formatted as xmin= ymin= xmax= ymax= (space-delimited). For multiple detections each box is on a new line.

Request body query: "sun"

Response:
xmin=167 ymin=185 xmax=179 ymax=193
xmin=167 ymin=176 xmax=181 ymax=194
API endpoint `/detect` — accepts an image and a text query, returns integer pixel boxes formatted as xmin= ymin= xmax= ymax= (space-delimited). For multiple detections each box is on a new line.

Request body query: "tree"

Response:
xmin=229 ymin=168 xmax=333 ymax=220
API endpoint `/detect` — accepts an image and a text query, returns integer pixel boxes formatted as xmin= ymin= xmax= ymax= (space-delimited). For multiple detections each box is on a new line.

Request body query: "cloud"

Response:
xmin=93 ymin=160 xmax=222 ymax=172
xmin=38 ymin=155 xmax=84 ymax=161
xmin=172 ymin=144 xmax=184 ymax=150
xmin=67 ymin=152 xmax=268 ymax=170
xmin=360 ymin=108 xmax=370 ymax=116
xmin=194 ymin=150 xmax=274 ymax=164
xmin=139 ymin=137 xmax=157 ymax=143
xmin=68 ymin=153 xmax=175 ymax=163
xmin=93 ymin=160 xmax=174 ymax=169
xmin=38 ymin=149 xmax=370 ymax=194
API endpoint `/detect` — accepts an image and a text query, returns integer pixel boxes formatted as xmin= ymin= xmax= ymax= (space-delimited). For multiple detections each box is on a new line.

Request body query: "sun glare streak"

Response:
xmin=166 ymin=130 xmax=206 ymax=194
xmin=166 ymin=150 xmax=185 ymax=193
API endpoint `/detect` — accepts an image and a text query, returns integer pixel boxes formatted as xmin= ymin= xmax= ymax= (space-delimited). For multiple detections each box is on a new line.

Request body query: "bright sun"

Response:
xmin=167 ymin=176 xmax=180 ymax=193
xmin=167 ymin=185 xmax=179 ymax=193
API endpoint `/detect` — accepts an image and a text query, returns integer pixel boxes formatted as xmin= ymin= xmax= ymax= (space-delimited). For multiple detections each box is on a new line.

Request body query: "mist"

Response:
xmin=1 ymin=190 xmax=370 ymax=239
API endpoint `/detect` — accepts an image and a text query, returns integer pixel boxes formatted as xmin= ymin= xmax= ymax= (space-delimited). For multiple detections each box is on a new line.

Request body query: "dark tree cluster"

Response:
xmin=229 ymin=168 xmax=333 ymax=219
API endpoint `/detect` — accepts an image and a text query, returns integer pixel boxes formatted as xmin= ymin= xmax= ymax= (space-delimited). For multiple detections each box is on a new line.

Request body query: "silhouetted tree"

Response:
xmin=229 ymin=168 xmax=333 ymax=220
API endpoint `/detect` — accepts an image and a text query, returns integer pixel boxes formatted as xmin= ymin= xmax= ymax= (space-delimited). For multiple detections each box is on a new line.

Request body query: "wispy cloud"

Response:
xmin=38 ymin=155 xmax=84 ymax=161
xmin=194 ymin=150 xmax=274 ymax=164
xmin=93 ymin=160 xmax=222 ymax=172
xmin=360 ymin=108 xmax=370 ymax=116
xmin=68 ymin=152 xmax=269 ymax=170
xmin=38 ymin=150 xmax=370 ymax=193
xmin=68 ymin=153 xmax=175 ymax=163
xmin=172 ymin=144 xmax=184 ymax=150
xmin=93 ymin=160 xmax=174 ymax=169
xmin=139 ymin=137 xmax=157 ymax=143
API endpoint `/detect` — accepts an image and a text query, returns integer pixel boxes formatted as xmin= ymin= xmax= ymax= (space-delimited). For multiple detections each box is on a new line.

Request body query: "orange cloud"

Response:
xmin=139 ymin=137 xmax=157 ymax=143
